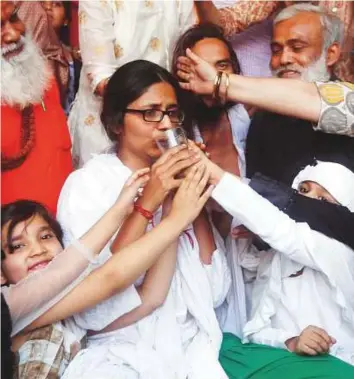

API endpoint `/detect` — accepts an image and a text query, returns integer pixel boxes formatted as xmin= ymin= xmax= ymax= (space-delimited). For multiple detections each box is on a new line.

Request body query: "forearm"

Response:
xmin=211 ymin=173 xmax=325 ymax=268
xmin=249 ymin=173 xmax=354 ymax=250
xmin=103 ymin=240 xmax=178 ymax=330
xmin=25 ymin=216 xmax=183 ymax=331
xmin=139 ymin=239 xmax=178 ymax=306
xmin=247 ymin=326 xmax=296 ymax=349
xmin=227 ymin=75 xmax=321 ymax=122
xmin=111 ymin=195 xmax=160 ymax=253
xmin=193 ymin=210 xmax=216 ymax=265
xmin=111 ymin=212 xmax=149 ymax=253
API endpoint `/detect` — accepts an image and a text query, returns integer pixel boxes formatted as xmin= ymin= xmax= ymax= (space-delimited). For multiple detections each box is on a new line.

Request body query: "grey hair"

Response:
xmin=274 ymin=4 xmax=344 ymax=50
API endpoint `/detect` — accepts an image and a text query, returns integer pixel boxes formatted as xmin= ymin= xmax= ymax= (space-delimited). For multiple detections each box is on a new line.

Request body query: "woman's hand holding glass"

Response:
xmin=177 ymin=48 xmax=217 ymax=96
xmin=138 ymin=145 xmax=201 ymax=212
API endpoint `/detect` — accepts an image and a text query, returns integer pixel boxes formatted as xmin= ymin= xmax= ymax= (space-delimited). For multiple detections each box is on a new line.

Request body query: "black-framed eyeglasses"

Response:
xmin=124 ymin=108 xmax=185 ymax=124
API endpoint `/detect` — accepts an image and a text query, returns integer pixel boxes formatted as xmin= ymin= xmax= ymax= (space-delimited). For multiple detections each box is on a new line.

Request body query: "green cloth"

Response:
xmin=219 ymin=333 xmax=354 ymax=379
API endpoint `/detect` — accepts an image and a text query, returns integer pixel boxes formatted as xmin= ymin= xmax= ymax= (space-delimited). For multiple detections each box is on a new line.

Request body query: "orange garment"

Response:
xmin=1 ymin=78 xmax=73 ymax=215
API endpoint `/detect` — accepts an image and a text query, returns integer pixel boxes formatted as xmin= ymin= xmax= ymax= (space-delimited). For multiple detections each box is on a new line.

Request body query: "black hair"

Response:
xmin=58 ymin=1 xmax=71 ymax=46
xmin=171 ymin=23 xmax=241 ymax=127
xmin=172 ymin=23 xmax=240 ymax=77
xmin=101 ymin=59 xmax=189 ymax=142
xmin=1 ymin=200 xmax=64 ymax=260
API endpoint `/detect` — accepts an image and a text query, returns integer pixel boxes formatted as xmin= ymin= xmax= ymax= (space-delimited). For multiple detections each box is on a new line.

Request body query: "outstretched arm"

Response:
xmin=207 ymin=168 xmax=354 ymax=321
xmin=177 ymin=49 xmax=354 ymax=137
xmin=102 ymin=239 xmax=178 ymax=331
xmin=5 ymin=169 xmax=150 ymax=336
xmin=25 ymin=164 xmax=213 ymax=332
xmin=249 ymin=173 xmax=354 ymax=250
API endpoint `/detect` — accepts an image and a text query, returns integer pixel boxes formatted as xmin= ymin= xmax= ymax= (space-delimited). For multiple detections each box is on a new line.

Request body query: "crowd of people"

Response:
xmin=1 ymin=1 xmax=354 ymax=379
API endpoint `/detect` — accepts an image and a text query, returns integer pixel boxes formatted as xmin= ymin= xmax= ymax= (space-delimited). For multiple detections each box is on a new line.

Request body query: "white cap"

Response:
xmin=292 ymin=161 xmax=354 ymax=212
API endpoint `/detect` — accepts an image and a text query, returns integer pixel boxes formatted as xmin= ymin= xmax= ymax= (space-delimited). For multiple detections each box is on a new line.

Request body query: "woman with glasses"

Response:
xmin=58 ymin=60 xmax=231 ymax=379
xmin=69 ymin=0 xmax=195 ymax=168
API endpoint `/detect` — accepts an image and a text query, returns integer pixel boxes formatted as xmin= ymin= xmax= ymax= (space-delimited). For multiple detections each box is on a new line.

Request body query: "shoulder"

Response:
xmin=58 ymin=154 xmax=129 ymax=211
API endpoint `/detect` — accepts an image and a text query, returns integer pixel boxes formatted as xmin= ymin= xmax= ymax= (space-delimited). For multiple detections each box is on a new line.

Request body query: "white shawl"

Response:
xmin=58 ymin=154 xmax=230 ymax=379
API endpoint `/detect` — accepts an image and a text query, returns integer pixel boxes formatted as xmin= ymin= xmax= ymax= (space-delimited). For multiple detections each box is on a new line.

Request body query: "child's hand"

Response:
xmin=169 ymin=163 xmax=214 ymax=227
xmin=187 ymin=140 xmax=224 ymax=185
xmin=116 ymin=168 xmax=150 ymax=216
xmin=286 ymin=325 xmax=336 ymax=356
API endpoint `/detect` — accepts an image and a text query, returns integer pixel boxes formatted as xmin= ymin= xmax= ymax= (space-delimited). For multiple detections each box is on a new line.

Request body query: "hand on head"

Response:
xmin=177 ymin=48 xmax=216 ymax=95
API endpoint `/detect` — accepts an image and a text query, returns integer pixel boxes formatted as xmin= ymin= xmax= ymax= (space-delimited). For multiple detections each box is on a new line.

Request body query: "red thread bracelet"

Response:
xmin=134 ymin=203 xmax=154 ymax=221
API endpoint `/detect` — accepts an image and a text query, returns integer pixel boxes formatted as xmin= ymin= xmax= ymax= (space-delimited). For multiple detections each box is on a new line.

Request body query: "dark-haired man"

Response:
xmin=173 ymin=23 xmax=251 ymax=240
xmin=174 ymin=21 xmax=354 ymax=340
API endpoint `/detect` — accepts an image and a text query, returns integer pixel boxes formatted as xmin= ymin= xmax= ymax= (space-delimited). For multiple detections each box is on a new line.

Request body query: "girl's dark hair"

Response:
xmin=101 ymin=59 xmax=190 ymax=142
xmin=58 ymin=1 xmax=71 ymax=46
xmin=172 ymin=23 xmax=241 ymax=77
xmin=1 ymin=200 xmax=64 ymax=259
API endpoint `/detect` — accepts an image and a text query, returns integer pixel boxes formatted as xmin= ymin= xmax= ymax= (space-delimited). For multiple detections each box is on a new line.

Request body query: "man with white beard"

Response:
xmin=246 ymin=4 xmax=354 ymax=186
xmin=1 ymin=1 xmax=73 ymax=215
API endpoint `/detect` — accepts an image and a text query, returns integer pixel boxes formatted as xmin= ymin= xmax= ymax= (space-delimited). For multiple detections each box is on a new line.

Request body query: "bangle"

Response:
xmin=213 ymin=71 xmax=223 ymax=102
xmin=134 ymin=203 xmax=153 ymax=220
xmin=222 ymin=73 xmax=230 ymax=105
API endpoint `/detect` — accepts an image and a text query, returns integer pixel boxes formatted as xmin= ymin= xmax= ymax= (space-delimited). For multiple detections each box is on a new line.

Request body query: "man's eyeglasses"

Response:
xmin=124 ymin=108 xmax=185 ymax=124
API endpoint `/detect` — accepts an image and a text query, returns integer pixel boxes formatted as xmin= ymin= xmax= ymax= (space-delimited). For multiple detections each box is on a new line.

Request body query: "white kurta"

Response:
xmin=212 ymin=173 xmax=354 ymax=365
xmin=69 ymin=0 xmax=195 ymax=167
xmin=194 ymin=104 xmax=255 ymax=337
xmin=57 ymin=154 xmax=231 ymax=379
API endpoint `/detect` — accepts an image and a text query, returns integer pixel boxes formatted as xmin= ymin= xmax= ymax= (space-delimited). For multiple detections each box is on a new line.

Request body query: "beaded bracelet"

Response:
xmin=134 ymin=203 xmax=154 ymax=221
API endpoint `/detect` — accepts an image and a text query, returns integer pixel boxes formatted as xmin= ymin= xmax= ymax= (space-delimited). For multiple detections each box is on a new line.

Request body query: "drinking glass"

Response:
xmin=155 ymin=127 xmax=188 ymax=152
